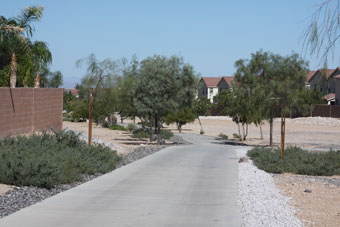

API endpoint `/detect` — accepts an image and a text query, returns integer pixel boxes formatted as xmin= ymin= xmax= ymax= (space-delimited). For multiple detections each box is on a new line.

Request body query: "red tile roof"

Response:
xmin=306 ymin=71 xmax=316 ymax=82
xmin=219 ymin=76 xmax=234 ymax=86
xmin=334 ymin=75 xmax=340 ymax=79
xmin=65 ymin=88 xmax=79 ymax=96
xmin=307 ymin=68 xmax=340 ymax=82
xmin=323 ymin=93 xmax=335 ymax=101
xmin=201 ymin=77 xmax=221 ymax=87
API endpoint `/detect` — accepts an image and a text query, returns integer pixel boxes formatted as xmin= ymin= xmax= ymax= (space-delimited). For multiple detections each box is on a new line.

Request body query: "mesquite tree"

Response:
xmin=269 ymin=53 xmax=308 ymax=159
xmin=134 ymin=55 xmax=197 ymax=144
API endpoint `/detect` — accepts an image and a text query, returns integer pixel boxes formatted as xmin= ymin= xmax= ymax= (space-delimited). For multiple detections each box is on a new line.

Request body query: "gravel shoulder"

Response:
xmin=236 ymin=147 xmax=302 ymax=227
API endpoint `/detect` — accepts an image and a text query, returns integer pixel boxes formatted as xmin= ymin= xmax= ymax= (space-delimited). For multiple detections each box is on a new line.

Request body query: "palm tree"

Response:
xmin=0 ymin=6 xmax=44 ymax=87
xmin=30 ymin=41 xmax=52 ymax=88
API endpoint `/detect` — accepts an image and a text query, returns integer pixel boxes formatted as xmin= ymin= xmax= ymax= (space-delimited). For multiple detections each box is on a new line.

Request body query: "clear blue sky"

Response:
xmin=1 ymin=0 xmax=337 ymax=88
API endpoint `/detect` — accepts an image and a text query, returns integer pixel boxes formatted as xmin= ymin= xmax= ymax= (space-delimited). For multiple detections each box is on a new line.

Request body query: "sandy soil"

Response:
xmin=0 ymin=184 xmax=13 ymax=196
xmin=274 ymin=174 xmax=340 ymax=227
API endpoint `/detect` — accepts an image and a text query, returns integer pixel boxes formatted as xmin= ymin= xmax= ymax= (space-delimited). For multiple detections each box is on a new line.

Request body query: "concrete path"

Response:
xmin=0 ymin=134 xmax=242 ymax=227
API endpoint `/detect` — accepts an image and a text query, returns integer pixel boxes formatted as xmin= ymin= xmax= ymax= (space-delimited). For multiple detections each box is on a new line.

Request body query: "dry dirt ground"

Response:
xmin=274 ymin=174 xmax=340 ymax=227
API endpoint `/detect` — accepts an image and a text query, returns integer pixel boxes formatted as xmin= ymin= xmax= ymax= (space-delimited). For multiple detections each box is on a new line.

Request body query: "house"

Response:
xmin=198 ymin=77 xmax=221 ymax=102
xmin=307 ymin=68 xmax=340 ymax=95
xmin=64 ymin=88 xmax=79 ymax=98
xmin=217 ymin=76 xmax=234 ymax=93
xmin=305 ymin=71 xmax=316 ymax=89
xmin=335 ymin=75 xmax=340 ymax=105
xmin=323 ymin=93 xmax=336 ymax=105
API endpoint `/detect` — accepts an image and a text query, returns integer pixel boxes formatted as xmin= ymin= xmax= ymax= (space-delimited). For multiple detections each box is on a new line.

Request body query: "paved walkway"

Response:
xmin=0 ymin=134 xmax=242 ymax=227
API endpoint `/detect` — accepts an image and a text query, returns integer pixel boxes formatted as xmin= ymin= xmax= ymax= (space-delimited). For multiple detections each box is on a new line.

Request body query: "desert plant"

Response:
xmin=200 ymin=130 xmax=204 ymax=135
xmin=127 ymin=123 xmax=137 ymax=132
xmin=247 ymin=147 xmax=340 ymax=176
xmin=233 ymin=133 xmax=243 ymax=141
xmin=218 ymin=133 xmax=228 ymax=140
xmin=0 ymin=130 xmax=120 ymax=188
xmin=160 ymin=129 xmax=173 ymax=140
xmin=132 ymin=128 xmax=149 ymax=139
xmin=109 ymin=124 xmax=127 ymax=131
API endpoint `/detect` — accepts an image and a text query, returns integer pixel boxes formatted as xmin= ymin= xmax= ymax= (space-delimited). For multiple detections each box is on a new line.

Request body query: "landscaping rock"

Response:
xmin=238 ymin=157 xmax=248 ymax=163
xmin=304 ymin=189 xmax=312 ymax=193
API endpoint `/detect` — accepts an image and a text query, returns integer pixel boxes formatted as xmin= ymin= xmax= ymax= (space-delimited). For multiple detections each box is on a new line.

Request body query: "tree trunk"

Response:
xmin=237 ymin=115 xmax=241 ymax=137
xmin=242 ymin=123 xmax=245 ymax=140
xmin=197 ymin=116 xmax=203 ymax=132
xmin=280 ymin=107 xmax=286 ymax=160
xmin=23 ymin=77 xmax=28 ymax=88
xmin=34 ymin=67 xmax=40 ymax=88
xmin=10 ymin=52 xmax=17 ymax=88
xmin=157 ymin=116 xmax=161 ymax=145
xmin=149 ymin=114 xmax=153 ymax=142
xmin=269 ymin=118 xmax=273 ymax=146
xmin=259 ymin=123 xmax=263 ymax=140
xmin=176 ymin=123 xmax=182 ymax=133
xmin=155 ymin=115 xmax=158 ymax=134
xmin=244 ymin=123 xmax=248 ymax=140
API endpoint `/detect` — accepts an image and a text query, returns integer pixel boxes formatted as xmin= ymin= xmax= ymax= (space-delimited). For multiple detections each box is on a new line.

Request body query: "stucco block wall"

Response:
xmin=0 ymin=88 xmax=63 ymax=138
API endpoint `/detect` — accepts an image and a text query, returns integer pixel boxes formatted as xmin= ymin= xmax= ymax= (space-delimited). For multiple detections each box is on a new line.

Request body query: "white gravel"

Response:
xmin=236 ymin=147 xmax=302 ymax=227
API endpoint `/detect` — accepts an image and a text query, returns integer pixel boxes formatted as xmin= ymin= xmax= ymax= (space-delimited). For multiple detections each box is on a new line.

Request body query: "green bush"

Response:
xmin=127 ymin=123 xmax=137 ymax=132
xmin=160 ymin=129 xmax=173 ymax=140
xmin=0 ymin=130 xmax=120 ymax=188
xmin=109 ymin=124 xmax=127 ymax=131
xmin=233 ymin=133 xmax=242 ymax=141
xmin=200 ymin=130 xmax=204 ymax=135
xmin=132 ymin=128 xmax=149 ymax=138
xmin=218 ymin=133 xmax=228 ymax=140
xmin=247 ymin=147 xmax=340 ymax=176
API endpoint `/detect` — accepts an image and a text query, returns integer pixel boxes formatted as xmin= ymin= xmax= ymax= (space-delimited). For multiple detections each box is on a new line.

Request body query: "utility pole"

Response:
xmin=88 ymin=88 xmax=93 ymax=145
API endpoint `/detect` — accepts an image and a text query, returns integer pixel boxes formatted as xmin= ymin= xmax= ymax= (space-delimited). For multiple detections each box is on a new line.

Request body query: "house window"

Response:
xmin=210 ymin=89 xmax=213 ymax=94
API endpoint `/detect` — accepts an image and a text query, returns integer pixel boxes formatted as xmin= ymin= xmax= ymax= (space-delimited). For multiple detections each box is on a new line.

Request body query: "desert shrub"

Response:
xmin=63 ymin=113 xmax=72 ymax=122
xmin=218 ymin=133 xmax=228 ymax=140
xmin=0 ymin=130 xmax=120 ymax=188
xmin=160 ymin=129 xmax=173 ymax=140
xmin=200 ymin=130 xmax=204 ymax=135
xmin=233 ymin=133 xmax=242 ymax=141
xmin=102 ymin=121 xmax=110 ymax=128
xmin=132 ymin=128 xmax=149 ymax=138
xmin=247 ymin=147 xmax=340 ymax=176
xmin=127 ymin=123 xmax=137 ymax=132
xmin=109 ymin=124 xmax=127 ymax=131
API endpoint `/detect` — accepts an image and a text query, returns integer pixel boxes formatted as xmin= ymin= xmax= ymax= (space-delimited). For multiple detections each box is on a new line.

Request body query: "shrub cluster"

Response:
xmin=109 ymin=124 xmax=127 ymax=131
xmin=247 ymin=147 xmax=340 ymax=176
xmin=0 ymin=130 xmax=120 ymax=188
xmin=131 ymin=128 xmax=173 ymax=140
xmin=218 ymin=133 xmax=228 ymax=140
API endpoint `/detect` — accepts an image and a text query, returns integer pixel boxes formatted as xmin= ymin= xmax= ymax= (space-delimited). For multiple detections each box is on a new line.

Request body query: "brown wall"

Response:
xmin=312 ymin=104 xmax=340 ymax=118
xmin=0 ymin=88 xmax=63 ymax=138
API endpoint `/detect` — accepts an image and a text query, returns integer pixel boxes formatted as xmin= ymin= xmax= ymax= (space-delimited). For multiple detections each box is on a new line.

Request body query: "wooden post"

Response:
xmin=88 ymin=88 xmax=93 ymax=145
